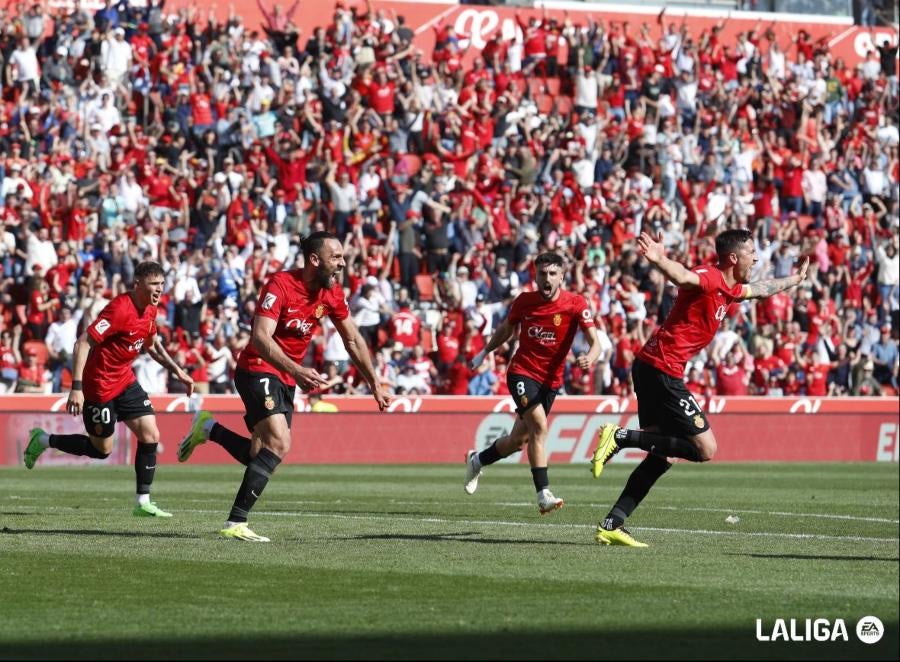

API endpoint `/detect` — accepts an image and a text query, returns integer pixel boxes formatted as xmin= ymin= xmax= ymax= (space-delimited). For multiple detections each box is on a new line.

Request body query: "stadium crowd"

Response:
xmin=0 ymin=0 xmax=897 ymax=398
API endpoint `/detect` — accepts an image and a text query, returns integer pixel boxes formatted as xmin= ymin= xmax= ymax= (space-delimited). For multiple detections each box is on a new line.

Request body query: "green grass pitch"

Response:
xmin=1 ymin=463 xmax=897 ymax=660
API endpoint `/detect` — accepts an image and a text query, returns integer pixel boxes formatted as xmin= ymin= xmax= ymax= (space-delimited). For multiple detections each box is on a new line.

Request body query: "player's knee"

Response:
xmin=138 ymin=430 xmax=160 ymax=446
xmin=89 ymin=437 xmax=113 ymax=458
xmin=264 ymin=433 xmax=291 ymax=457
xmin=697 ymin=439 xmax=717 ymax=462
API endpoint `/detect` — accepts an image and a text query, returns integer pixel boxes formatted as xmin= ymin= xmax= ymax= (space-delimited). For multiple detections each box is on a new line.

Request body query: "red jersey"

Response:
xmin=84 ymin=293 xmax=158 ymax=402
xmin=237 ymin=270 xmax=349 ymax=387
xmin=506 ymin=290 xmax=594 ymax=389
xmin=390 ymin=310 xmax=421 ymax=348
xmin=639 ymin=266 xmax=743 ymax=378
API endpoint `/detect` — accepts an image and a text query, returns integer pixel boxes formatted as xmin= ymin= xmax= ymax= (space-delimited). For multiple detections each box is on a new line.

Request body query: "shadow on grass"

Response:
xmin=729 ymin=553 xmax=900 ymax=563
xmin=1 ymin=627 xmax=896 ymax=661
xmin=341 ymin=531 xmax=587 ymax=546
xmin=0 ymin=527 xmax=202 ymax=540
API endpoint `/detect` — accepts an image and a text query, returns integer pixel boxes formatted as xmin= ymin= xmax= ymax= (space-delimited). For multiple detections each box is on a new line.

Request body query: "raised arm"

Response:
xmin=637 ymin=231 xmax=700 ymax=288
xmin=740 ymin=256 xmax=809 ymax=300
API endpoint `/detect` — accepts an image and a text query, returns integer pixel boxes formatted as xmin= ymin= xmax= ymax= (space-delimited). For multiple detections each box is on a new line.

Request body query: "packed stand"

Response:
xmin=0 ymin=1 xmax=897 ymax=398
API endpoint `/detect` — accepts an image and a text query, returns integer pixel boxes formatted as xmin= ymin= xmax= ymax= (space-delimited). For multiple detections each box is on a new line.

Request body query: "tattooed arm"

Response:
xmin=147 ymin=335 xmax=194 ymax=396
xmin=740 ymin=256 xmax=810 ymax=300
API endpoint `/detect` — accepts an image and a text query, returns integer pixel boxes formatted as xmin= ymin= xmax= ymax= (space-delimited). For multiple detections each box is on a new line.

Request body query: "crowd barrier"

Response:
xmin=2 ymin=394 xmax=897 ymax=465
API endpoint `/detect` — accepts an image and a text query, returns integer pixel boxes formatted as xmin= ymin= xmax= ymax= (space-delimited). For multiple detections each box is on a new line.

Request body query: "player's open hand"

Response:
xmin=295 ymin=367 xmax=329 ymax=392
xmin=372 ymin=385 xmax=392 ymax=412
xmin=796 ymin=255 xmax=810 ymax=282
xmin=637 ymin=231 xmax=665 ymax=263
xmin=67 ymin=389 xmax=84 ymax=417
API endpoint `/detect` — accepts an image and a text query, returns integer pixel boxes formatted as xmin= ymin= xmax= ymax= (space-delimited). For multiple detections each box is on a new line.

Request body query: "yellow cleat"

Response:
xmin=219 ymin=522 xmax=270 ymax=543
xmin=595 ymin=525 xmax=648 ymax=547
xmin=591 ymin=424 xmax=621 ymax=479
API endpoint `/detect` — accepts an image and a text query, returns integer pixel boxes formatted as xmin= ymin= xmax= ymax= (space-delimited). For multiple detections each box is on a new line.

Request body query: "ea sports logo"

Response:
xmin=855 ymin=616 xmax=884 ymax=644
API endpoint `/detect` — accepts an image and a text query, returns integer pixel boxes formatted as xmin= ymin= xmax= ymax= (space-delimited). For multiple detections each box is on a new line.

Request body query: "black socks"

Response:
xmin=477 ymin=441 xmax=503 ymax=467
xmin=531 ymin=467 xmax=549 ymax=493
xmin=228 ymin=448 xmax=282 ymax=523
xmin=135 ymin=442 xmax=157 ymax=495
xmin=602 ymin=454 xmax=672 ymax=530
xmin=614 ymin=428 xmax=704 ymax=463
xmin=49 ymin=434 xmax=110 ymax=459
xmin=210 ymin=423 xmax=253 ymax=465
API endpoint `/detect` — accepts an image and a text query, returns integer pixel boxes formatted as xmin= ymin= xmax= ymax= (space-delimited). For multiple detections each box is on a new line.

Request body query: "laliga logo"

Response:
xmin=756 ymin=616 xmax=884 ymax=643
xmin=454 ymin=9 xmax=519 ymax=50
xmin=285 ymin=318 xmax=314 ymax=335
xmin=755 ymin=618 xmax=848 ymax=642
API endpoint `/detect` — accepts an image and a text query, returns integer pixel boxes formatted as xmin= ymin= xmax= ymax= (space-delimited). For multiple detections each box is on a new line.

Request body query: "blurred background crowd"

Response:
xmin=0 ymin=0 xmax=897 ymax=398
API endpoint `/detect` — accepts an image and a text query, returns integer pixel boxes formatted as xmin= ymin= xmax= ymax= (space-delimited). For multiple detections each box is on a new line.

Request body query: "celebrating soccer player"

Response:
xmin=465 ymin=251 xmax=602 ymax=514
xmin=177 ymin=232 xmax=391 ymax=542
xmin=23 ymin=261 xmax=194 ymax=517
xmin=590 ymin=229 xmax=809 ymax=546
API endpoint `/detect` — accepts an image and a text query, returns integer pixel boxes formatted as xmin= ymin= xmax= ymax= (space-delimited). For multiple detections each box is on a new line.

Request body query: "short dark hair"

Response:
xmin=301 ymin=231 xmax=338 ymax=261
xmin=715 ymin=229 xmax=753 ymax=259
xmin=534 ymin=251 xmax=565 ymax=270
xmin=134 ymin=260 xmax=165 ymax=281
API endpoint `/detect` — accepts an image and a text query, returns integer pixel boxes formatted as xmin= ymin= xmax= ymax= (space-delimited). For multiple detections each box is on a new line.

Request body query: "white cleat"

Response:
xmin=537 ymin=489 xmax=564 ymax=515
xmin=464 ymin=450 xmax=482 ymax=495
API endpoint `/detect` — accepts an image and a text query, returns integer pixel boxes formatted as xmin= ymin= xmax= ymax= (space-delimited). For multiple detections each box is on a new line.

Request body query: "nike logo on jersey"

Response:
xmin=287 ymin=307 xmax=299 ymax=313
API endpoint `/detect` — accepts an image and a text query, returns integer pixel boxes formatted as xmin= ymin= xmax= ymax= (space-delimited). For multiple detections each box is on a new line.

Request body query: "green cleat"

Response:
xmin=133 ymin=502 xmax=173 ymax=518
xmin=23 ymin=428 xmax=47 ymax=470
xmin=219 ymin=522 xmax=270 ymax=543
xmin=595 ymin=525 xmax=648 ymax=548
xmin=178 ymin=410 xmax=213 ymax=462
xmin=590 ymin=423 xmax=621 ymax=479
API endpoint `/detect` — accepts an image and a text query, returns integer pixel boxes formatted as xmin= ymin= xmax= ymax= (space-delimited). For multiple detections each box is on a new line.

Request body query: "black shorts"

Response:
xmin=507 ymin=373 xmax=558 ymax=418
xmin=83 ymin=381 xmax=154 ymax=438
xmin=632 ymin=358 xmax=710 ymax=437
xmin=234 ymin=369 xmax=296 ymax=432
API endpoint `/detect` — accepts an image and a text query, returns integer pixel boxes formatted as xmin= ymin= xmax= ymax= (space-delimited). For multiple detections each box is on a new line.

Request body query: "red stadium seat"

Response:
xmin=544 ymin=77 xmax=561 ymax=96
xmin=415 ymin=274 xmax=435 ymax=302
xmin=554 ymin=95 xmax=573 ymax=116
xmin=535 ymin=95 xmax=553 ymax=115
xmin=528 ymin=78 xmax=545 ymax=97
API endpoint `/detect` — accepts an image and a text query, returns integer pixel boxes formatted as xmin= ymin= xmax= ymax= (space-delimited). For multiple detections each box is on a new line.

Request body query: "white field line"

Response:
xmin=7 ymin=495 xmax=899 ymax=525
xmin=3 ymin=505 xmax=897 ymax=544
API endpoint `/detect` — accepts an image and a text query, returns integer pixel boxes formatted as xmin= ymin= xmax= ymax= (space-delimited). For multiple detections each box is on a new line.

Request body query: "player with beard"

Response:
xmin=464 ymin=251 xmax=602 ymax=514
xmin=590 ymin=229 xmax=809 ymax=546
xmin=24 ymin=261 xmax=193 ymax=517
xmin=177 ymin=232 xmax=391 ymax=542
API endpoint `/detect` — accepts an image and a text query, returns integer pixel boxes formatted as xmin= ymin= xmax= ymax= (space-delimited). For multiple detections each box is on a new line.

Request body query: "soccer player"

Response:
xmin=590 ymin=229 xmax=809 ymax=546
xmin=177 ymin=232 xmax=391 ymax=542
xmin=465 ymin=251 xmax=601 ymax=514
xmin=24 ymin=261 xmax=194 ymax=517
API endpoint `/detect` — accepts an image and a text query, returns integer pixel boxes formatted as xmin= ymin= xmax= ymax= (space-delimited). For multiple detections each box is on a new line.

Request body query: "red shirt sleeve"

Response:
xmin=506 ymin=294 xmax=526 ymax=325
xmin=87 ymin=297 xmax=121 ymax=344
xmin=692 ymin=266 xmax=719 ymax=294
xmin=327 ymin=284 xmax=350 ymax=322
xmin=575 ymin=295 xmax=595 ymax=332
xmin=256 ymin=274 xmax=287 ymax=321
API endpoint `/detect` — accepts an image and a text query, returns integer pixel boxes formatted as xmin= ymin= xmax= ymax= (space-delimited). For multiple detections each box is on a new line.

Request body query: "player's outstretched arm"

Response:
xmin=332 ymin=316 xmax=392 ymax=411
xmin=147 ymin=336 xmax=194 ymax=397
xmin=470 ymin=318 xmax=516 ymax=370
xmin=66 ymin=331 xmax=94 ymax=416
xmin=740 ymin=256 xmax=809 ymax=300
xmin=637 ymin=231 xmax=700 ymax=288
xmin=251 ymin=315 xmax=328 ymax=392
